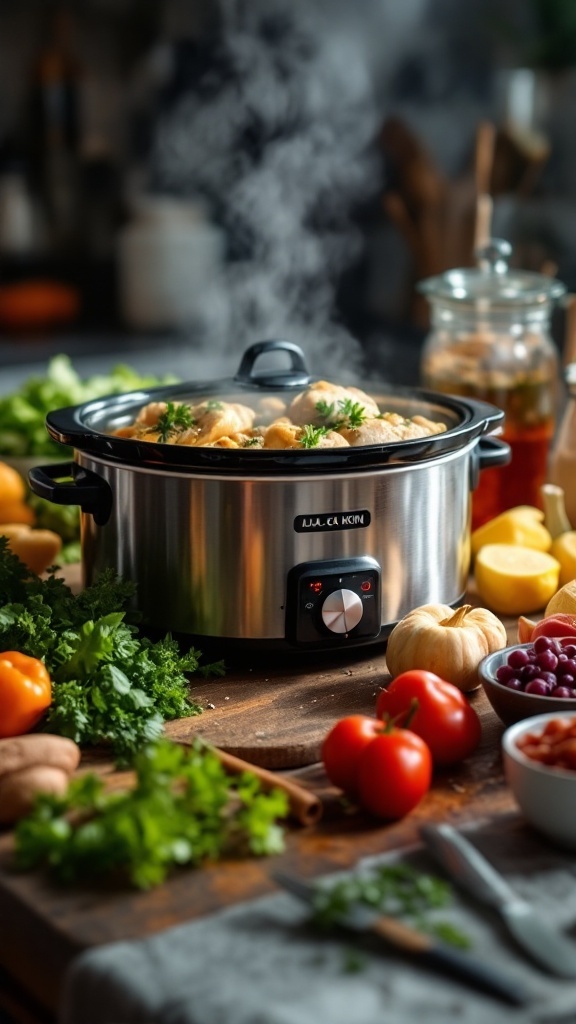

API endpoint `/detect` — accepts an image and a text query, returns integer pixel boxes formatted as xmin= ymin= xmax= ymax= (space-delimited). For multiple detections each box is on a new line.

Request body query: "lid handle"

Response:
xmin=235 ymin=340 xmax=311 ymax=389
xmin=475 ymin=237 xmax=512 ymax=276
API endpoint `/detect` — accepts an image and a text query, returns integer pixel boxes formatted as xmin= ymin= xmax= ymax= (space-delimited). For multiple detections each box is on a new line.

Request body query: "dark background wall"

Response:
xmin=1 ymin=0 xmax=576 ymax=384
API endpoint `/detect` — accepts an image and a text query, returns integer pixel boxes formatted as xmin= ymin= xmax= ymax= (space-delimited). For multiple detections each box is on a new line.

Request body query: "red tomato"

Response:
xmin=321 ymin=715 xmax=382 ymax=795
xmin=356 ymin=727 xmax=432 ymax=819
xmin=376 ymin=670 xmax=481 ymax=767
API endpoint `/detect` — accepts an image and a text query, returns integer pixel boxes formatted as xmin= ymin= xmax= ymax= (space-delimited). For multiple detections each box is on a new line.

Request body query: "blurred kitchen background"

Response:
xmin=2 ymin=0 xmax=576 ymax=390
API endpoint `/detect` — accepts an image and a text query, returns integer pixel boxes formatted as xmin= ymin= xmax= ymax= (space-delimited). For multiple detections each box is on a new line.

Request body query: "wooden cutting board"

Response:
xmin=59 ymin=565 xmax=514 ymax=770
xmin=166 ymin=649 xmax=387 ymax=769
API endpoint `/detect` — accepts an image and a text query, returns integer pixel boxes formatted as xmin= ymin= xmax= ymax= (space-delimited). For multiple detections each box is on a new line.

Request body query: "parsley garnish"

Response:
xmin=300 ymin=425 xmax=329 ymax=448
xmin=315 ymin=398 xmax=368 ymax=430
xmin=14 ymin=739 xmax=288 ymax=889
xmin=0 ymin=539 xmax=224 ymax=762
xmin=156 ymin=401 xmax=195 ymax=442
xmin=205 ymin=399 xmax=224 ymax=411
xmin=338 ymin=399 xmax=367 ymax=428
xmin=315 ymin=399 xmax=336 ymax=421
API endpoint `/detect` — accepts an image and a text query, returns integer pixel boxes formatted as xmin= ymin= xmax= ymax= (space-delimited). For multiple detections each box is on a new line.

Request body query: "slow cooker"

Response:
xmin=29 ymin=340 xmax=510 ymax=653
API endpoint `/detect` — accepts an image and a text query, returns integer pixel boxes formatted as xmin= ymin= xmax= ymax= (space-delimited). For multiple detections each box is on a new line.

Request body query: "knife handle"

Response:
xmin=370 ymin=912 xmax=528 ymax=1006
xmin=422 ymin=945 xmax=529 ymax=1007
xmin=420 ymin=823 xmax=517 ymax=908
xmin=370 ymin=916 xmax=431 ymax=952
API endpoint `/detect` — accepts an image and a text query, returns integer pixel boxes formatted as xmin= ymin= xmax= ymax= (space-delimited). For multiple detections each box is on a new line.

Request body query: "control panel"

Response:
xmin=285 ymin=557 xmax=381 ymax=647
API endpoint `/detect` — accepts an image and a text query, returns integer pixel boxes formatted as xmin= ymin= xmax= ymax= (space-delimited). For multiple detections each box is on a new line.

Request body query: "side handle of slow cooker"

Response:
xmin=470 ymin=435 xmax=511 ymax=492
xmin=28 ymin=463 xmax=113 ymax=526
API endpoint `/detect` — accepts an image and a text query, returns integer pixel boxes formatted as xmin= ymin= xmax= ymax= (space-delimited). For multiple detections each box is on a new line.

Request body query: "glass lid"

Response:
xmin=418 ymin=238 xmax=566 ymax=308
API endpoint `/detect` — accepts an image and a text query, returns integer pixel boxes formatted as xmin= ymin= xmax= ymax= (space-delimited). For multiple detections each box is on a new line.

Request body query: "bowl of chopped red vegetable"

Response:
xmin=502 ymin=711 xmax=576 ymax=850
xmin=478 ymin=637 xmax=576 ymax=725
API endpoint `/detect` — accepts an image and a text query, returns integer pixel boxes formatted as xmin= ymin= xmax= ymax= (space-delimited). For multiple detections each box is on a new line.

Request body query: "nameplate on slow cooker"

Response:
xmin=294 ymin=510 xmax=371 ymax=533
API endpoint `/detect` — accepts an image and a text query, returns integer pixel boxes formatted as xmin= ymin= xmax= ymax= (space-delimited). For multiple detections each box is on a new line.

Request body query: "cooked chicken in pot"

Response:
xmin=112 ymin=381 xmax=447 ymax=449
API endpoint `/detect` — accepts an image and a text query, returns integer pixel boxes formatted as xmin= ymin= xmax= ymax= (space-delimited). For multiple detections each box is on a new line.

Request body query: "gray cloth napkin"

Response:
xmin=59 ymin=821 xmax=576 ymax=1024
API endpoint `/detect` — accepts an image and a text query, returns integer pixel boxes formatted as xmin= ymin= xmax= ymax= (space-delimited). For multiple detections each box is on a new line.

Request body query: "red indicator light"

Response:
xmin=361 ymin=580 xmax=372 ymax=592
xmin=309 ymin=580 xmax=323 ymax=594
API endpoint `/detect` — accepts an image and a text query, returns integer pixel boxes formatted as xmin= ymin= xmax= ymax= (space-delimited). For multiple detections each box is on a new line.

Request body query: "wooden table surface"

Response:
xmin=0 ymin=592 xmax=521 ymax=1024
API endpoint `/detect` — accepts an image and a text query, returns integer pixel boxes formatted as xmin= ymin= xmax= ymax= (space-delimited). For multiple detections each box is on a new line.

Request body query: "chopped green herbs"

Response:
xmin=0 ymin=539 xmax=224 ymax=762
xmin=311 ymin=863 xmax=470 ymax=949
xmin=156 ymin=402 xmax=195 ymax=442
xmin=14 ymin=739 xmax=288 ymax=889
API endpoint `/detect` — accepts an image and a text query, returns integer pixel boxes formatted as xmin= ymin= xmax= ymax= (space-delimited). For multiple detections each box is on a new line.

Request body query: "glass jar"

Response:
xmin=418 ymin=239 xmax=566 ymax=530
xmin=549 ymin=362 xmax=576 ymax=528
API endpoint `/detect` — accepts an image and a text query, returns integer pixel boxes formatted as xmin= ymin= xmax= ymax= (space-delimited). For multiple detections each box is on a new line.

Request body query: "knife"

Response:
xmin=272 ymin=870 xmax=529 ymax=1006
xmin=420 ymin=823 xmax=576 ymax=979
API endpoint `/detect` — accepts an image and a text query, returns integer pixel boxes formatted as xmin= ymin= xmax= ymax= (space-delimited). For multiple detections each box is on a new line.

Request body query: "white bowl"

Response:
xmin=502 ymin=711 xmax=576 ymax=850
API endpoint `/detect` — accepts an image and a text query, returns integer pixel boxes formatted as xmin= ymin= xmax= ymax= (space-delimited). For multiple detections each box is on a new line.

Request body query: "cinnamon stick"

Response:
xmin=209 ymin=745 xmax=323 ymax=827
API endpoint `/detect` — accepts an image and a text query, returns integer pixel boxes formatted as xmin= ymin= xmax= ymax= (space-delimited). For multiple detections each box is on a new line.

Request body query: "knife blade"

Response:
xmin=420 ymin=823 xmax=576 ymax=979
xmin=272 ymin=870 xmax=529 ymax=1006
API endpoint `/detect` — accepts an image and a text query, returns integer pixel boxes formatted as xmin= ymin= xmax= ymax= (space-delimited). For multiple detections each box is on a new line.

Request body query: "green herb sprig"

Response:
xmin=156 ymin=401 xmax=195 ymax=442
xmin=315 ymin=398 xmax=368 ymax=430
xmin=300 ymin=424 xmax=329 ymax=449
xmin=14 ymin=739 xmax=288 ymax=889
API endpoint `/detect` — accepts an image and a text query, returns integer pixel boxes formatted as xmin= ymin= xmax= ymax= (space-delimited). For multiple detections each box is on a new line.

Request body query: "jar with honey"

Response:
xmin=418 ymin=239 xmax=566 ymax=530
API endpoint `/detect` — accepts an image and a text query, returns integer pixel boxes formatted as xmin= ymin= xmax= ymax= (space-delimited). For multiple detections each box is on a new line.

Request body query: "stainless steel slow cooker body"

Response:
xmin=30 ymin=340 xmax=510 ymax=653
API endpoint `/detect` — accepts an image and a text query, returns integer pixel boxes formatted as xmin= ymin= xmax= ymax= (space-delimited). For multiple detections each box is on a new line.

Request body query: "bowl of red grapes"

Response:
xmin=478 ymin=637 xmax=576 ymax=725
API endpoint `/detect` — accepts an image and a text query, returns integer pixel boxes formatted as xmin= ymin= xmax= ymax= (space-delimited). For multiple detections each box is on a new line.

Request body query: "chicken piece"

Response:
xmin=411 ymin=415 xmax=447 ymax=433
xmin=255 ymin=396 xmax=288 ymax=422
xmin=339 ymin=413 xmax=446 ymax=446
xmin=206 ymin=432 xmax=265 ymax=449
xmin=174 ymin=402 xmax=255 ymax=446
xmin=288 ymin=381 xmax=380 ymax=427
xmin=263 ymin=422 xmax=350 ymax=450
xmin=134 ymin=401 xmax=170 ymax=427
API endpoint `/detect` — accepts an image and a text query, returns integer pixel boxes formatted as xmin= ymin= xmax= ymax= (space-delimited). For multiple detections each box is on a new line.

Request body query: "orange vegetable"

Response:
xmin=516 ymin=717 xmax=576 ymax=771
xmin=0 ymin=280 xmax=80 ymax=330
xmin=0 ymin=501 xmax=36 ymax=526
xmin=0 ymin=652 xmax=52 ymax=738
xmin=0 ymin=462 xmax=26 ymax=504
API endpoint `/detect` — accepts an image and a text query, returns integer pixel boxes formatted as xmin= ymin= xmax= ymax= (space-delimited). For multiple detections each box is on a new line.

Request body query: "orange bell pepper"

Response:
xmin=0 ymin=652 xmax=52 ymax=738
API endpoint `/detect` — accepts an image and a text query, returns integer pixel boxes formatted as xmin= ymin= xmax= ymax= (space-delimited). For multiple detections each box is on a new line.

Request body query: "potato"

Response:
xmin=0 ymin=734 xmax=81 ymax=780
xmin=0 ymin=764 xmax=70 ymax=824
xmin=0 ymin=523 xmax=62 ymax=574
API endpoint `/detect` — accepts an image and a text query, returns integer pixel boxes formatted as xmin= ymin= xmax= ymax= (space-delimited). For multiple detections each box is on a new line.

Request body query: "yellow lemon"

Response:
xmin=474 ymin=544 xmax=560 ymax=616
xmin=471 ymin=507 xmax=551 ymax=558
xmin=545 ymin=578 xmax=576 ymax=617
xmin=550 ymin=532 xmax=576 ymax=589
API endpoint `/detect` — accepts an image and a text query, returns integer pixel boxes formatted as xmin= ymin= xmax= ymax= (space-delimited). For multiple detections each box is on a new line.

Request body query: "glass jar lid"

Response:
xmin=418 ymin=239 xmax=566 ymax=308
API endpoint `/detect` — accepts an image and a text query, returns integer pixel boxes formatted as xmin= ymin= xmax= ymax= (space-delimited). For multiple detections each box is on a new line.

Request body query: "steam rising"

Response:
xmin=152 ymin=0 xmax=383 ymax=373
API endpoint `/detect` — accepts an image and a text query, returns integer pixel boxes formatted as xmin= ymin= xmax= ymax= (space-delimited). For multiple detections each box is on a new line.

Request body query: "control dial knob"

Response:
xmin=321 ymin=588 xmax=364 ymax=634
